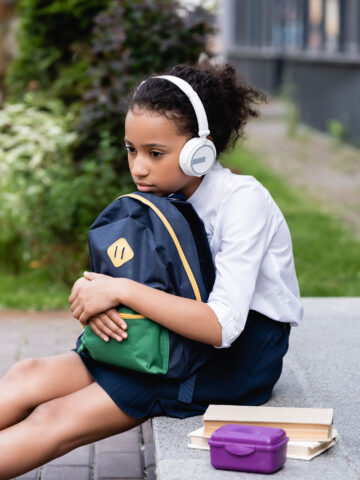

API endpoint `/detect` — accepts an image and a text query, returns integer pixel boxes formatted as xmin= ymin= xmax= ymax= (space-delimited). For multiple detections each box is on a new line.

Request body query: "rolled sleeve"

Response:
xmin=207 ymin=185 xmax=277 ymax=348
xmin=207 ymin=300 xmax=240 ymax=348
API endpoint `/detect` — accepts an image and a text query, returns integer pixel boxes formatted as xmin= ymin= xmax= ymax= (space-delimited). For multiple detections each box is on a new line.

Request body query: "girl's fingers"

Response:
xmin=88 ymin=320 xmax=110 ymax=342
xmin=69 ymin=284 xmax=81 ymax=304
xmin=70 ymin=299 xmax=79 ymax=313
xmin=79 ymin=310 xmax=89 ymax=324
xmin=72 ymin=304 xmax=83 ymax=320
xmin=99 ymin=312 xmax=128 ymax=339
xmin=69 ymin=277 xmax=89 ymax=303
xmin=90 ymin=314 xmax=127 ymax=342
xmin=107 ymin=308 xmax=128 ymax=330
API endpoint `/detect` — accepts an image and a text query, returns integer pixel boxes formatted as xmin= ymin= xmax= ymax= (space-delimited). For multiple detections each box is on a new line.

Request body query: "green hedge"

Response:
xmin=2 ymin=0 xmax=214 ymax=285
xmin=6 ymin=0 xmax=111 ymax=103
xmin=0 ymin=95 xmax=126 ymax=283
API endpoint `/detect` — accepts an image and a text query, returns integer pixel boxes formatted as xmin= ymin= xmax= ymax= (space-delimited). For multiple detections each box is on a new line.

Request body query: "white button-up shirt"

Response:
xmin=187 ymin=161 xmax=304 ymax=348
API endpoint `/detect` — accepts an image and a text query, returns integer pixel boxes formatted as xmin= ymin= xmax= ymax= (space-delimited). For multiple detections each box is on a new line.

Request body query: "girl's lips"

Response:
xmin=136 ymin=183 xmax=153 ymax=192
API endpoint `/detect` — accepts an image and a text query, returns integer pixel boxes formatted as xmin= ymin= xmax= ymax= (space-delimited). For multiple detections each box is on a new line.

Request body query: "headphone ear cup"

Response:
xmin=179 ymin=137 xmax=216 ymax=177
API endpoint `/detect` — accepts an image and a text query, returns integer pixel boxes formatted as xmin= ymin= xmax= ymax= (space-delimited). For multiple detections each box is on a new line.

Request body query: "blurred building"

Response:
xmin=220 ymin=0 xmax=360 ymax=146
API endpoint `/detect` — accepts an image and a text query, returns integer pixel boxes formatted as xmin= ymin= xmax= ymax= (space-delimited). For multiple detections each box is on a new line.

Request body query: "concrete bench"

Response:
xmin=152 ymin=298 xmax=360 ymax=480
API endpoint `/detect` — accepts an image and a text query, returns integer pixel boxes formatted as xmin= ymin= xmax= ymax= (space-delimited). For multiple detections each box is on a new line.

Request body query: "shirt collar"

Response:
xmin=187 ymin=161 xmax=224 ymax=221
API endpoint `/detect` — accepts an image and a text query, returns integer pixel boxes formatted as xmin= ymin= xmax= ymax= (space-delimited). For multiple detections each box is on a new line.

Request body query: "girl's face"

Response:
xmin=124 ymin=107 xmax=202 ymax=199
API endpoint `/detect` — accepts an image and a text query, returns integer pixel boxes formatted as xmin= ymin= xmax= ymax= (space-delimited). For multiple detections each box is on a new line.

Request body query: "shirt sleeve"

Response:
xmin=207 ymin=183 xmax=278 ymax=348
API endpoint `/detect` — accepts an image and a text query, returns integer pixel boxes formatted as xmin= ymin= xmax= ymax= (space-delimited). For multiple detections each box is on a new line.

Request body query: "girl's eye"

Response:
xmin=125 ymin=146 xmax=163 ymax=157
xmin=125 ymin=146 xmax=136 ymax=154
xmin=151 ymin=151 xmax=163 ymax=158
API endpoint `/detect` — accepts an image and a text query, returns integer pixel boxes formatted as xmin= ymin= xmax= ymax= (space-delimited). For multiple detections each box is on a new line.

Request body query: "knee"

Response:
xmin=28 ymin=401 xmax=58 ymax=427
xmin=5 ymin=357 xmax=44 ymax=383
xmin=25 ymin=401 xmax=70 ymax=456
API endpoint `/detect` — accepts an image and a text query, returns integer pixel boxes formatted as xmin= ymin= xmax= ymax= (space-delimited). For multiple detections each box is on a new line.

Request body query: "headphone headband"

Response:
xmin=139 ymin=75 xmax=210 ymax=138
xmin=135 ymin=74 xmax=216 ymax=177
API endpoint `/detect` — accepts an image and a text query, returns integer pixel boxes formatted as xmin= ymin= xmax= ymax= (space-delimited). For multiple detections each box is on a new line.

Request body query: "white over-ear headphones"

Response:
xmin=138 ymin=75 xmax=216 ymax=177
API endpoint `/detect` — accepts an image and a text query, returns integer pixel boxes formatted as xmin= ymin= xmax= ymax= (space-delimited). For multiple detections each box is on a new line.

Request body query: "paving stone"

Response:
xmin=141 ymin=419 xmax=153 ymax=445
xmin=15 ymin=467 xmax=40 ymax=480
xmin=143 ymin=442 xmax=155 ymax=469
xmin=144 ymin=465 xmax=157 ymax=480
xmin=96 ymin=429 xmax=141 ymax=454
xmin=0 ymin=344 xmax=18 ymax=355
xmin=18 ymin=346 xmax=64 ymax=358
xmin=95 ymin=452 xmax=143 ymax=479
xmin=47 ymin=445 xmax=92 ymax=466
xmin=41 ymin=465 xmax=91 ymax=480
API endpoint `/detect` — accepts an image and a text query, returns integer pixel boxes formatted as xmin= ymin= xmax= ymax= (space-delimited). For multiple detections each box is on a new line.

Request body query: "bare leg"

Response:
xmin=0 ymin=381 xmax=143 ymax=479
xmin=0 ymin=352 xmax=94 ymax=430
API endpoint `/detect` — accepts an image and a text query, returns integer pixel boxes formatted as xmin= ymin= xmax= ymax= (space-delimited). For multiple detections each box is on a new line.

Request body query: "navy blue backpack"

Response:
xmin=77 ymin=191 xmax=216 ymax=385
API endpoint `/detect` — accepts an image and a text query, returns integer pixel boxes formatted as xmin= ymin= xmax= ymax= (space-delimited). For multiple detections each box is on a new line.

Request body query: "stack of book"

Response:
xmin=188 ymin=405 xmax=337 ymax=460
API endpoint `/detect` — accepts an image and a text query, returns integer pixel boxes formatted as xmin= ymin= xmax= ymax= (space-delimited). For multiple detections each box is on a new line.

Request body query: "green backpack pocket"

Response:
xmin=77 ymin=306 xmax=170 ymax=375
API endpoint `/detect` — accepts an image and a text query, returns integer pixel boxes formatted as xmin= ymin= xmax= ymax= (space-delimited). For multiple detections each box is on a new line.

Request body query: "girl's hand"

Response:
xmin=69 ymin=271 xmax=122 ymax=324
xmin=69 ymin=276 xmax=91 ymax=323
xmin=87 ymin=308 xmax=128 ymax=343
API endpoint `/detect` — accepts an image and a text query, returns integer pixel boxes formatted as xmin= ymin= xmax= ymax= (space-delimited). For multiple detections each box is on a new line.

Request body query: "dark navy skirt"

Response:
xmin=74 ymin=310 xmax=290 ymax=419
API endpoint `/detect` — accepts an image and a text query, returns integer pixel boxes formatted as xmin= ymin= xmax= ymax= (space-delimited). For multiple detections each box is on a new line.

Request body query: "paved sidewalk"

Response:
xmin=153 ymin=297 xmax=360 ymax=480
xmin=0 ymin=311 xmax=156 ymax=480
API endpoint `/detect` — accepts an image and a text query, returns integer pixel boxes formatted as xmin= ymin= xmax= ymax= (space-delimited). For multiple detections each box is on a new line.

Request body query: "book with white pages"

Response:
xmin=202 ymin=405 xmax=334 ymax=440
xmin=187 ymin=427 xmax=338 ymax=461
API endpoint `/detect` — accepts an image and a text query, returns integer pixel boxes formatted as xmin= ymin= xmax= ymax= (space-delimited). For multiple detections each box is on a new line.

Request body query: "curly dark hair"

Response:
xmin=128 ymin=61 xmax=267 ymax=154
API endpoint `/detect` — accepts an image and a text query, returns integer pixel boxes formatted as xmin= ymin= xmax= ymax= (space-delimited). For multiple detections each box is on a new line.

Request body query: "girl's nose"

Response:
xmin=130 ymin=154 xmax=150 ymax=177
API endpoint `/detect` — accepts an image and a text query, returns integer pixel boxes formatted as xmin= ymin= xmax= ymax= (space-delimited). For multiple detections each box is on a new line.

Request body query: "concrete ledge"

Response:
xmin=153 ymin=298 xmax=360 ymax=480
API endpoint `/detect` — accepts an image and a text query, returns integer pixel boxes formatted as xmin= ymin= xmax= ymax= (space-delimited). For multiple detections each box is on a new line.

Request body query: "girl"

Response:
xmin=0 ymin=61 xmax=303 ymax=478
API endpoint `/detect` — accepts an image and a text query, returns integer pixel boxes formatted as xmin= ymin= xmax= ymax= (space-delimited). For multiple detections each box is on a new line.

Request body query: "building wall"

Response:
xmin=227 ymin=52 xmax=282 ymax=94
xmin=287 ymin=58 xmax=360 ymax=145
xmin=221 ymin=0 xmax=360 ymax=145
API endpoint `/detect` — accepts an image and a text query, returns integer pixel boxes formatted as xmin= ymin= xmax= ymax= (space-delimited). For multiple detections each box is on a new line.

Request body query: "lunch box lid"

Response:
xmin=209 ymin=424 xmax=288 ymax=448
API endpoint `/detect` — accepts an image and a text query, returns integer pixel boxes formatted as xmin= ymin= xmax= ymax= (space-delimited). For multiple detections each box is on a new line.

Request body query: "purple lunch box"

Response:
xmin=208 ymin=424 xmax=289 ymax=474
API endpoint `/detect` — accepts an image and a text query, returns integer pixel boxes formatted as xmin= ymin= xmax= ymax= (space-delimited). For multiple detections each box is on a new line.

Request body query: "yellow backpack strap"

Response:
xmin=119 ymin=193 xmax=202 ymax=302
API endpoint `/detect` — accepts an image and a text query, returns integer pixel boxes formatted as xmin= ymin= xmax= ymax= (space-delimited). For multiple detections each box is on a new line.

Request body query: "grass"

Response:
xmin=1 ymin=145 xmax=359 ymax=310
xmin=0 ymin=268 xmax=70 ymax=310
xmin=221 ymin=145 xmax=360 ymax=296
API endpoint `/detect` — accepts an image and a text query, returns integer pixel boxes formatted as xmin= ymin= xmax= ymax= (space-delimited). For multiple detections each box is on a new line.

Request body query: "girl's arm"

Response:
xmin=119 ymin=277 xmax=222 ymax=346
xmin=69 ymin=272 xmax=222 ymax=347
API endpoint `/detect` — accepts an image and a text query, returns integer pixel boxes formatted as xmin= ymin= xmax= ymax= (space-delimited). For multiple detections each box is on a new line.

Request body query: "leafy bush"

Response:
xmin=0 ymin=94 xmax=129 ymax=283
xmin=76 ymin=0 xmax=215 ymax=173
xmin=1 ymin=0 xmax=215 ymax=287
xmin=6 ymin=0 xmax=215 ymax=175
xmin=327 ymin=118 xmax=347 ymax=144
xmin=5 ymin=0 xmax=111 ymax=103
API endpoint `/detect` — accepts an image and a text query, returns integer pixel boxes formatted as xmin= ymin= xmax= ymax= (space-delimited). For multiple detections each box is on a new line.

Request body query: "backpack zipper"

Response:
xmin=119 ymin=312 xmax=146 ymax=319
